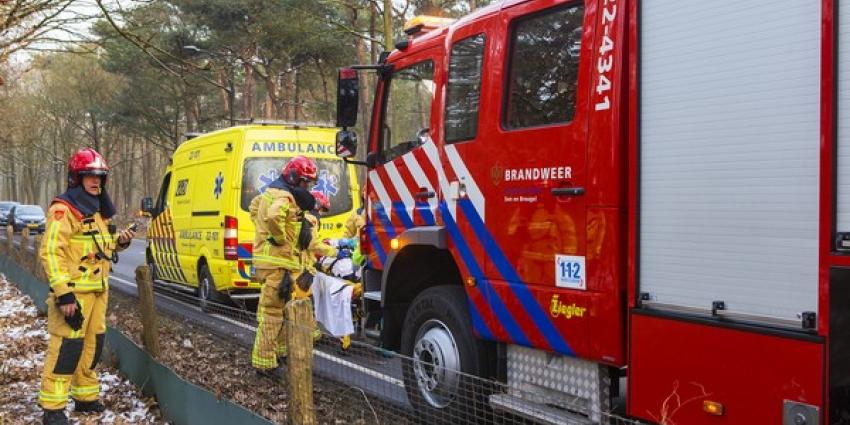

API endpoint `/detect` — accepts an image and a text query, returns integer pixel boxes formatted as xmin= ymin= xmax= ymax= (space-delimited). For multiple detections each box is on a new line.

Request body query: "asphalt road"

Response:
xmin=1 ymin=233 xmax=411 ymax=411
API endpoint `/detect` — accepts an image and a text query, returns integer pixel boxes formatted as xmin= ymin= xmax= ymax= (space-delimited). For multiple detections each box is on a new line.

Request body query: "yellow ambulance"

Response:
xmin=141 ymin=124 xmax=359 ymax=311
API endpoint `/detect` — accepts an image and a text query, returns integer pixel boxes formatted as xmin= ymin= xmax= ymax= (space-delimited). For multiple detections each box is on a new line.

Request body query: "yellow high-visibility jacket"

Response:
xmin=342 ymin=209 xmax=365 ymax=239
xmin=40 ymin=201 xmax=129 ymax=297
xmin=249 ymin=188 xmax=303 ymax=271
xmin=303 ymin=213 xmax=337 ymax=274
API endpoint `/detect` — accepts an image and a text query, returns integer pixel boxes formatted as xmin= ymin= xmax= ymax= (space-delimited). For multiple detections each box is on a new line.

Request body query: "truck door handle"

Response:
xmin=551 ymin=187 xmax=585 ymax=197
xmin=415 ymin=190 xmax=435 ymax=199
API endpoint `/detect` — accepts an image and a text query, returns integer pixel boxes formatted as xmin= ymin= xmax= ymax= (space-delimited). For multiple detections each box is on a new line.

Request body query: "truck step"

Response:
xmin=362 ymin=290 xmax=381 ymax=302
xmin=489 ymin=393 xmax=593 ymax=425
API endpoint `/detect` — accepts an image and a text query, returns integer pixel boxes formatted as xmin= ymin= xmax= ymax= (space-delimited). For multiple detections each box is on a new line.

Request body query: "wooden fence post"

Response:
xmin=32 ymin=233 xmax=42 ymax=277
xmin=18 ymin=228 xmax=29 ymax=267
xmin=135 ymin=265 xmax=160 ymax=358
xmin=5 ymin=225 xmax=12 ymax=257
xmin=285 ymin=298 xmax=315 ymax=425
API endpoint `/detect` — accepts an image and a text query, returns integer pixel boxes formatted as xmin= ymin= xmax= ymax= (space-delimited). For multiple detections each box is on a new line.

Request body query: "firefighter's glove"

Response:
xmin=266 ymin=236 xmax=282 ymax=247
xmin=296 ymin=270 xmax=314 ymax=292
xmin=277 ymin=270 xmax=293 ymax=302
xmin=56 ymin=295 xmax=84 ymax=331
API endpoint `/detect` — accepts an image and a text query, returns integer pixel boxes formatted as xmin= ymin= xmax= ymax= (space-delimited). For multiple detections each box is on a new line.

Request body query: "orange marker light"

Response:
xmin=390 ymin=238 xmax=400 ymax=250
xmin=703 ymin=400 xmax=724 ymax=416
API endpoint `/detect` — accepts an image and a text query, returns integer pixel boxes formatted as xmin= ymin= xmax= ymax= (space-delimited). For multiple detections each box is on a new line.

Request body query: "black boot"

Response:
xmin=74 ymin=399 xmax=106 ymax=413
xmin=42 ymin=409 xmax=68 ymax=425
xmin=254 ymin=365 xmax=282 ymax=379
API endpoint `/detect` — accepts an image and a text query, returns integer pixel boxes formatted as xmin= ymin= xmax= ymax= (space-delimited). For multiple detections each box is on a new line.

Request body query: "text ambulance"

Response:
xmin=143 ymin=124 xmax=359 ymax=311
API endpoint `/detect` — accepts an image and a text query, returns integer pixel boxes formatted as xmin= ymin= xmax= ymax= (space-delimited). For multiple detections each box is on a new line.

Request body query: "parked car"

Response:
xmin=0 ymin=201 xmax=20 ymax=227
xmin=9 ymin=204 xmax=46 ymax=234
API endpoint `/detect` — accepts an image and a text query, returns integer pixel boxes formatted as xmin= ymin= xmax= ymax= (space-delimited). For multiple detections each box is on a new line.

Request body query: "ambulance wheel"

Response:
xmin=145 ymin=249 xmax=158 ymax=282
xmin=401 ymin=285 xmax=491 ymax=423
xmin=198 ymin=263 xmax=222 ymax=313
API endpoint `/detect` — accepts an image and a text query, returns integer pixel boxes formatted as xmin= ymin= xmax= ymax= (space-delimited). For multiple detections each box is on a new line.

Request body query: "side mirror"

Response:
xmin=336 ymin=67 xmax=359 ymax=128
xmin=141 ymin=197 xmax=154 ymax=215
xmin=336 ymin=130 xmax=358 ymax=159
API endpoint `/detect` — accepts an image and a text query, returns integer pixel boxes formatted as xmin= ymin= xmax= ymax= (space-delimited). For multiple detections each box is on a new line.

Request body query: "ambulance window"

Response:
xmin=504 ymin=3 xmax=584 ymax=129
xmin=156 ymin=172 xmax=171 ymax=213
xmin=241 ymin=158 xmax=353 ymax=217
xmin=381 ymin=60 xmax=435 ymax=161
xmin=446 ymin=34 xmax=485 ymax=143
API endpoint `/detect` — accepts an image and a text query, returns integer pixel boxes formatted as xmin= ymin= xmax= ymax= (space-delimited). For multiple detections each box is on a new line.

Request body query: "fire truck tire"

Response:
xmin=198 ymin=263 xmax=222 ymax=313
xmin=401 ymin=285 xmax=490 ymax=422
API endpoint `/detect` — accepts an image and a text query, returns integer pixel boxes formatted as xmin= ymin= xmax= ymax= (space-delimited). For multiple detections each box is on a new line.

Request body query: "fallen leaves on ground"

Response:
xmin=0 ymin=275 xmax=163 ymax=424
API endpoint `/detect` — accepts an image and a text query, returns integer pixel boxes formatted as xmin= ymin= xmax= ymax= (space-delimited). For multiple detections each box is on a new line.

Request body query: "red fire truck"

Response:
xmin=333 ymin=0 xmax=845 ymax=423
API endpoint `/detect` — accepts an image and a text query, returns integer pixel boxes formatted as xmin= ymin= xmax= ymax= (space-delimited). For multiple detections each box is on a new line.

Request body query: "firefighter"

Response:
xmin=306 ymin=191 xmax=339 ymax=262
xmin=249 ymin=155 xmax=318 ymax=374
xmin=39 ymin=148 xmax=135 ymax=425
xmin=310 ymin=190 xmax=364 ymax=352
xmin=342 ymin=189 xmax=366 ymax=239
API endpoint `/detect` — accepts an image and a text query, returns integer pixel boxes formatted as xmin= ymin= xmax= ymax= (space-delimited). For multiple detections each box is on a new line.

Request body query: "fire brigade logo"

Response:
xmin=490 ymin=164 xmax=504 ymax=186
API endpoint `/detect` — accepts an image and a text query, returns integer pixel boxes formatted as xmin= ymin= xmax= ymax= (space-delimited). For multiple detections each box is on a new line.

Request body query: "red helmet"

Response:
xmin=68 ymin=148 xmax=109 ymax=187
xmin=281 ymin=155 xmax=318 ymax=185
xmin=311 ymin=191 xmax=330 ymax=212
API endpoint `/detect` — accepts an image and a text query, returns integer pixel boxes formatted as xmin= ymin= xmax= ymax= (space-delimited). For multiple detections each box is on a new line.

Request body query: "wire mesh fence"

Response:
xmin=153 ymin=270 xmax=645 ymax=425
xmin=2 ymin=230 xmax=647 ymax=425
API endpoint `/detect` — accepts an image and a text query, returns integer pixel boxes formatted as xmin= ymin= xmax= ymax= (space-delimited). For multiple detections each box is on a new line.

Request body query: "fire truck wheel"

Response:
xmin=401 ymin=285 xmax=489 ymax=422
xmin=198 ymin=263 xmax=222 ymax=313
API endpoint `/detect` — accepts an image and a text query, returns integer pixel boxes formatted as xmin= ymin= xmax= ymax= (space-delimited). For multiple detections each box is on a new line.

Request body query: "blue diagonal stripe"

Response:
xmin=467 ymin=297 xmax=494 ymax=341
xmin=392 ymin=202 xmax=415 ymax=229
xmin=364 ymin=223 xmax=387 ymax=265
xmin=440 ymin=203 xmax=526 ymax=346
xmin=458 ymin=199 xmax=574 ymax=356
xmin=416 ymin=201 xmax=436 ymax=225
xmin=374 ymin=204 xmax=396 ymax=238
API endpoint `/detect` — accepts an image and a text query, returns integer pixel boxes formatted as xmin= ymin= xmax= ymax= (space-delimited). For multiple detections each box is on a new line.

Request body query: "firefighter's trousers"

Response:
xmin=252 ymin=268 xmax=288 ymax=369
xmin=252 ymin=268 xmax=318 ymax=370
xmin=39 ymin=291 xmax=108 ymax=410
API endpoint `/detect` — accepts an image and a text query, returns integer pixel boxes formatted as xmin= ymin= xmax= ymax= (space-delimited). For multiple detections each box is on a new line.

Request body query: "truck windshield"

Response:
xmin=382 ymin=60 xmax=435 ymax=161
xmin=241 ymin=157 xmax=353 ymax=217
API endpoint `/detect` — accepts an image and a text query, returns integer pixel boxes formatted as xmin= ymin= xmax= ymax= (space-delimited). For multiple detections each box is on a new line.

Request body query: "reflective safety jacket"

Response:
xmin=304 ymin=213 xmax=337 ymax=273
xmin=342 ymin=209 xmax=365 ymax=239
xmin=39 ymin=201 xmax=128 ymax=297
xmin=249 ymin=188 xmax=303 ymax=271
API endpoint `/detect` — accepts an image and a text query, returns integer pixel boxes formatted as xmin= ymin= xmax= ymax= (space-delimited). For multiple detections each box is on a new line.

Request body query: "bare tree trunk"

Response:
xmin=124 ymin=140 xmax=133 ymax=213
xmin=283 ymin=59 xmax=295 ymax=120
xmin=294 ymin=69 xmax=302 ymax=121
xmin=8 ymin=155 xmax=18 ymax=201
xmin=314 ymin=59 xmax=331 ymax=122
xmin=352 ymin=4 xmax=370 ymax=131
xmin=143 ymin=138 xmax=152 ymax=198
xmin=370 ymin=2 xmax=378 ymax=63
xmin=217 ymin=69 xmax=231 ymax=123
xmin=91 ymin=115 xmax=101 ymax=152
xmin=242 ymin=62 xmax=255 ymax=120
